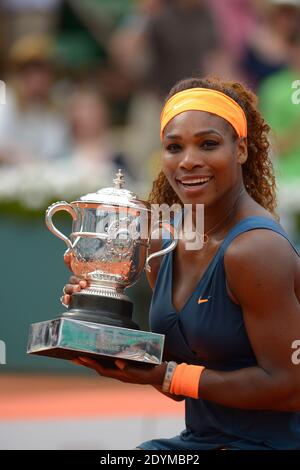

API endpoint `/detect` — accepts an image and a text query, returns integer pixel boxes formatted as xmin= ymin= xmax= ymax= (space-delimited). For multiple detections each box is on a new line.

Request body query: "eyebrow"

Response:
xmin=164 ymin=129 xmax=223 ymax=140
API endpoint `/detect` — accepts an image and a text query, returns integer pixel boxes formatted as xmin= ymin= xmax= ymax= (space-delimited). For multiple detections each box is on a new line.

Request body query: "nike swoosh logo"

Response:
xmin=198 ymin=297 xmax=211 ymax=304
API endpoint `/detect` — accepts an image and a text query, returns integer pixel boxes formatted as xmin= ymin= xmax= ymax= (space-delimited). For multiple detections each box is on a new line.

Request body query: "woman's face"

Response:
xmin=161 ymin=110 xmax=247 ymax=207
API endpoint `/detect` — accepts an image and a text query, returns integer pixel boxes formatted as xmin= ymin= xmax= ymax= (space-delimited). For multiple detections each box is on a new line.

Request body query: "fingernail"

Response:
xmin=78 ymin=356 xmax=89 ymax=363
xmin=115 ymin=359 xmax=126 ymax=370
xmin=79 ymin=281 xmax=86 ymax=287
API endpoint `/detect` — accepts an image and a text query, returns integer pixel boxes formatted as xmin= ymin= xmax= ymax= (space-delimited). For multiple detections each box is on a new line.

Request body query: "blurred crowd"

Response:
xmin=0 ymin=0 xmax=299 ymax=232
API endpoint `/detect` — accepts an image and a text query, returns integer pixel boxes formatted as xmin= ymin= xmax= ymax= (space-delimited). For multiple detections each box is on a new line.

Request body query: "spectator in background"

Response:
xmin=208 ymin=0 xmax=257 ymax=61
xmin=109 ymin=0 xmax=221 ymax=189
xmin=259 ymin=26 xmax=300 ymax=238
xmin=0 ymin=34 xmax=69 ymax=165
xmin=0 ymin=0 xmax=62 ymax=71
xmin=67 ymin=86 xmax=131 ymax=180
xmin=143 ymin=0 xmax=220 ymax=98
xmin=241 ymin=0 xmax=300 ymax=89
xmin=1 ymin=0 xmax=62 ymax=39
xmin=109 ymin=0 xmax=163 ymax=85
xmin=108 ymin=0 xmax=165 ymax=187
xmin=259 ymin=27 xmax=300 ymax=185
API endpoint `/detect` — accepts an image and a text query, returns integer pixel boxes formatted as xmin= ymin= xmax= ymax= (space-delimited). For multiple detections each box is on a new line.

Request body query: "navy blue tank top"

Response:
xmin=146 ymin=216 xmax=300 ymax=450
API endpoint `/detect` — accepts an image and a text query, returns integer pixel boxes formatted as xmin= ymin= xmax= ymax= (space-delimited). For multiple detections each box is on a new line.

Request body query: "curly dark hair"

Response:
xmin=148 ymin=77 xmax=277 ymax=216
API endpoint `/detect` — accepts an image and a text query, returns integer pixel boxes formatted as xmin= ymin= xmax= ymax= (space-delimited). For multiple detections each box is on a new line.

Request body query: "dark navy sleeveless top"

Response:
xmin=141 ymin=216 xmax=300 ymax=450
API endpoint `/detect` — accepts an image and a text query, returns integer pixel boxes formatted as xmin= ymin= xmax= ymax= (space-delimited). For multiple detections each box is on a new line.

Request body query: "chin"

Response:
xmin=178 ymin=190 xmax=211 ymax=207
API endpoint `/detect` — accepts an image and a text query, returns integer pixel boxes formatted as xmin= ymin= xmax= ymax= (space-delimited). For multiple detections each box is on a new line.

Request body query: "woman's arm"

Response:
xmin=198 ymin=229 xmax=300 ymax=411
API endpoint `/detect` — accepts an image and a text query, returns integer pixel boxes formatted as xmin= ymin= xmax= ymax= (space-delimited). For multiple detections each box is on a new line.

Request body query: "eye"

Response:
xmin=201 ymin=140 xmax=219 ymax=150
xmin=166 ymin=143 xmax=182 ymax=153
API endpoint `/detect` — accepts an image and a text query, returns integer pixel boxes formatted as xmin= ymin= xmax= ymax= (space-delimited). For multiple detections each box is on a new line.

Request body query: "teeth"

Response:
xmin=181 ymin=177 xmax=210 ymax=184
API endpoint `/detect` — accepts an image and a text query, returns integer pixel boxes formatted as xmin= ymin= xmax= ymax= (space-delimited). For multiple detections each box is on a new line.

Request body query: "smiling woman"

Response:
xmin=149 ymin=77 xmax=276 ymax=216
xmin=66 ymin=77 xmax=300 ymax=451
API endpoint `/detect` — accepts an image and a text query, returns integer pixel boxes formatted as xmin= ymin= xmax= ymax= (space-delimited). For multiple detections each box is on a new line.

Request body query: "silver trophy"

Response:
xmin=27 ymin=170 xmax=177 ymax=365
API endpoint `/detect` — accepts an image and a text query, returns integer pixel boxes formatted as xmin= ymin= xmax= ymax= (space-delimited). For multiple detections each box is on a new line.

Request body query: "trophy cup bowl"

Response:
xmin=27 ymin=170 xmax=178 ymax=366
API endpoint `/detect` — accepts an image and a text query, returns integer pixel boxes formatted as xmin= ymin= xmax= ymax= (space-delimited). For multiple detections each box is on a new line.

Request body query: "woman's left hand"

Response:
xmin=72 ymin=356 xmax=167 ymax=387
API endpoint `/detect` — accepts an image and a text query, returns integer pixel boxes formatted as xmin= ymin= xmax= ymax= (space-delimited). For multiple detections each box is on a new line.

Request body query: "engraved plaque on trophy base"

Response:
xmin=27 ymin=317 xmax=165 ymax=366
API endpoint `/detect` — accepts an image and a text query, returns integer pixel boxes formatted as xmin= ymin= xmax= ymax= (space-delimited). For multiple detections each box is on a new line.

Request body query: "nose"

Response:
xmin=179 ymin=148 xmax=205 ymax=171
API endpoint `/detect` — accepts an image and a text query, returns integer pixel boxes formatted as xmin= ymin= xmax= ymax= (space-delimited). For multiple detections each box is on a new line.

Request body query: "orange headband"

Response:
xmin=160 ymin=88 xmax=247 ymax=140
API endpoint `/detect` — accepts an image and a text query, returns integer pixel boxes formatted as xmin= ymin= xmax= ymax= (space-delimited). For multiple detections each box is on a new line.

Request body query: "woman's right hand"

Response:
xmin=61 ymin=276 xmax=88 ymax=306
xmin=62 ymin=252 xmax=88 ymax=306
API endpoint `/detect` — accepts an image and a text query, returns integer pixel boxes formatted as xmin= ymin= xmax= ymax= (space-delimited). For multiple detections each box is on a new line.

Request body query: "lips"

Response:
xmin=176 ymin=175 xmax=213 ymax=188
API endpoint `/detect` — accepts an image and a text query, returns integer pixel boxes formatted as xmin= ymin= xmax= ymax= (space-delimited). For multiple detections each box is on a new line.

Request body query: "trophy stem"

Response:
xmin=61 ymin=293 xmax=140 ymax=330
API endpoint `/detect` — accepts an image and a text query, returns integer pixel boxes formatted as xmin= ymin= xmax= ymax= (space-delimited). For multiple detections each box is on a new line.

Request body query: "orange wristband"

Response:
xmin=169 ymin=363 xmax=205 ymax=399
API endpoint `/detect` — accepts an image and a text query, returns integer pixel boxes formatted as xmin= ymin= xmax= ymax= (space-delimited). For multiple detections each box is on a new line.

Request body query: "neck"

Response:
xmin=190 ymin=185 xmax=247 ymax=240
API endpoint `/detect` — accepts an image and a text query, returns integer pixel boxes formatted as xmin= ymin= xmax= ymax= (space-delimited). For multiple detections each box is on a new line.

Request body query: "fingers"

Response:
xmin=115 ymin=359 xmax=127 ymax=370
xmin=71 ymin=358 xmax=82 ymax=365
xmin=77 ymin=356 xmax=109 ymax=375
xmin=69 ymin=275 xmax=82 ymax=285
xmin=77 ymin=356 xmax=104 ymax=373
xmin=73 ymin=356 xmax=127 ymax=381
xmin=63 ymin=278 xmax=88 ymax=295
xmin=62 ymin=294 xmax=71 ymax=306
xmin=61 ymin=277 xmax=88 ymax=306
xmin=71 ymin=356 xmax=160 ymax=386
xmin=63 ymin=284 xmax=80 ymax=295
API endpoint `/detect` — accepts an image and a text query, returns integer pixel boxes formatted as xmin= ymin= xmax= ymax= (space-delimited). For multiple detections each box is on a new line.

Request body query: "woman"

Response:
xmin=63 ymin=77 xmax=300 ymax=450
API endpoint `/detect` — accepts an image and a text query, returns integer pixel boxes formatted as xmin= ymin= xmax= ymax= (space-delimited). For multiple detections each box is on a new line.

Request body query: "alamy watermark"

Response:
xmin=96 ymin=203 xmax=205 ymax=250
xmin=0 ymin=340 xmax=6 ymax=365
xmin=291 ymin=340 xmax=300 ymax=365
xmin=0 ymin=80 xmax=6 ymax=105
xmin=291 ymin=80 xmax=300 ymax=104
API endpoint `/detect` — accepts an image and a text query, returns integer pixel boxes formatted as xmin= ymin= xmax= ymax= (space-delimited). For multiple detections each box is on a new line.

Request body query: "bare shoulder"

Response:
xmin=224 ymin=226 xmax=297 ymax=270
xmin=224 ymin=226 xmax=298 ymax=300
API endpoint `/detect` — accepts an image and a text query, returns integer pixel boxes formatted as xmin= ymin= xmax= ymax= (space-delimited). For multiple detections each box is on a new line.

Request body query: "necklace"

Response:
xmin=183 ymin=188 xmax=245 ymax=246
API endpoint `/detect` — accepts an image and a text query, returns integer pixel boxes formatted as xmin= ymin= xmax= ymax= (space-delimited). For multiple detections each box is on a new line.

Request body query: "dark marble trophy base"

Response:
xmin=62 ymin=293 xmax=139 ymax=330
xmin=27 ymin=293 xmax=164 ymax=366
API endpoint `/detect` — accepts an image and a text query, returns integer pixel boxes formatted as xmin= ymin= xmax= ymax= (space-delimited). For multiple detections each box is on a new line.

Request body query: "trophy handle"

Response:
xmin=145 ymin=222 xmax=178 ymax=273
xmin=45 ymin=201 xmax=78 ymax=251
